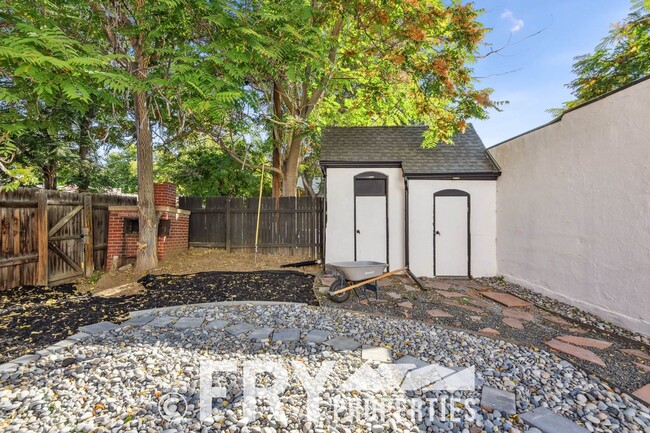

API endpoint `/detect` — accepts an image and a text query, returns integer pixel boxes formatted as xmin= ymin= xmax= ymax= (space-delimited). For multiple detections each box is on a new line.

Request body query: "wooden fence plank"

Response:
xmin=35 ymin=191 xmax=48 ymax=285
xmin=83 ymin=194 xmax=94 ymax=277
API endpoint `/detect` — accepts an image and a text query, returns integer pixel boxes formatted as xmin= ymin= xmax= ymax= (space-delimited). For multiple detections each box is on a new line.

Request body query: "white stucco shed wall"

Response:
xmin=489 ymin=78 xmax=650 ymax=336
xmin=408 ymin=180 xmax=497 ymax=278
xmin=325 ymin=167 xmax=405 ymax=270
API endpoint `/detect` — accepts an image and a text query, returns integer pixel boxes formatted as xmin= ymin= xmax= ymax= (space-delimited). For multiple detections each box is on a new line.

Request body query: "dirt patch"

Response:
xmin=86 ymin=248 xmax=319 ymax=294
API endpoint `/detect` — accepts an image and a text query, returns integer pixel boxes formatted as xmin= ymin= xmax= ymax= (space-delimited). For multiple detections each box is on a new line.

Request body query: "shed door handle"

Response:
xmin=435 ymin=231 xmax=441 ymax=235
xmin=356 ymin=229 xmax=360 ymax=234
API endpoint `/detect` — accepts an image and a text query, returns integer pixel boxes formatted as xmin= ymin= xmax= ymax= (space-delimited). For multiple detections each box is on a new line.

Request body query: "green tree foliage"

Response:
xmin=554 ymin=0 xmax=650 ymax=114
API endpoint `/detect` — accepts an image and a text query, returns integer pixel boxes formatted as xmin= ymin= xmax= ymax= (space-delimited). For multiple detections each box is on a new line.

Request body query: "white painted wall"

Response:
xmin=489 ymin=78 xmax=650 ymax=336
xmin=408 ymin=180 xmax=497 ymax=278
xmin=325 ymin=167 xmax=405 ymax=270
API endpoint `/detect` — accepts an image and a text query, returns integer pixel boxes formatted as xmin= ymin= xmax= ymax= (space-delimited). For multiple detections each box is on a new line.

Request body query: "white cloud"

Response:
xmin=501 ymin=9 xmax=524 ymax=33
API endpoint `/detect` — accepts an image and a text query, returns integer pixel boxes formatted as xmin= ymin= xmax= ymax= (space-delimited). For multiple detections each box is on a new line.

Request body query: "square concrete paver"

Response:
xmin=546 ymin=339 xmax=606 ymax=367
xmin=481 ymin=292 xmax=532 ymax=308
xmin=362 ymin=346 xmax=392 ymax=363
xmin=326 ymin=336 xmax=361 ymax=352
xmin=633 ymin=383 xmax=650 ymax=405
xmin=148 ymin=316 xmax=175 ymax=327
xmin=206 ymin=319 xmax=229 ymax=330
xmin=556 ymin=335 xmax=612 ymax=349
xmin=305 ymin=329 xmax=331 ymax=344
xmin=174 ymin=317 xmax=205 ymax=329
xmin=79 ymin=321 xmax=120 ymax=335
xmin=273 ymin=328 xmax=301 ymax=342
xmin=395 ymin=355 xmax=428 ymax=370
xmin=226 ymin=323 xmax=254 ymax=336
xmin=122 ymin=315 xmax=155 ymax=327
xmin=249 ymin=328 xmax=274 ymax=341
xmin=481 ymin=386 xmax=516 ymax=415
xmin=521 ymin=407 xmax=589 ymax=433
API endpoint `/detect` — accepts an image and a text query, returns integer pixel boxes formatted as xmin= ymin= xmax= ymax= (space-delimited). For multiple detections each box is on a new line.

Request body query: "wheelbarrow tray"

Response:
xmin=329 ymin=261 xmax=387 ymax=282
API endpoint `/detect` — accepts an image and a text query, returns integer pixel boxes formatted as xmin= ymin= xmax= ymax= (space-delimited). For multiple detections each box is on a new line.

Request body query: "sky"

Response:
xmin=469 ymin=0 xmax=631 ymax=147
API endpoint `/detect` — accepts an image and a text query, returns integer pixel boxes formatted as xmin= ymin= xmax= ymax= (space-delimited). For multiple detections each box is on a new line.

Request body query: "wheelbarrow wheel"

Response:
xmin=328 ymin=279 xmax=350 ymax=303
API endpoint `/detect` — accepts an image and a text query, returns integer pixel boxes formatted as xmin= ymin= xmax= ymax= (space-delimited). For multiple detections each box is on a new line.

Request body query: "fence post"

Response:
xmin=35 ymin=191 xmax=48 ymax=286
xmin=83 ymin=194 xmax=94 ymax=277
xmin=225 ymin=197 xmax=231 ymax=253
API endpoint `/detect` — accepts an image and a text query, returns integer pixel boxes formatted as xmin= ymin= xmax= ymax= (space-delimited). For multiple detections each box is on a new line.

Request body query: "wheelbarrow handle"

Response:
xmin=330 ymin=267 xmax=408 ymax=295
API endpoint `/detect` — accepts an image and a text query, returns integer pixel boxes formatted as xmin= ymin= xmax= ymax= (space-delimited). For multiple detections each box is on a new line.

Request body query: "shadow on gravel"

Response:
xmin=0 ymin=271 xmax=317 ymax=363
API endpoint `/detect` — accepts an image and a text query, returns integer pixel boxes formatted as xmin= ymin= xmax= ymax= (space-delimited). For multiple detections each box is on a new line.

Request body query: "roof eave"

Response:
xmin=404 ymin=172 xmax=500 ymax=180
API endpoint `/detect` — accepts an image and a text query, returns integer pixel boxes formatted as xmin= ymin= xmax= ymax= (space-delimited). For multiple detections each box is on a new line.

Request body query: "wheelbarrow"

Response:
xmin=327 ymin=261 xmax=407 ymax=303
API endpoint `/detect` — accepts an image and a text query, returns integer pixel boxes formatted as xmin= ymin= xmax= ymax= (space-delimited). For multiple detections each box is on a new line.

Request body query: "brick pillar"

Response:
xmin=154 ymin=182 xmax=177 ymax=207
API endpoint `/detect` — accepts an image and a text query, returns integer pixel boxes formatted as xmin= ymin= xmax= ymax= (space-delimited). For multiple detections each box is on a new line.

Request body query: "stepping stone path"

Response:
xmin=481 ymin=386 xmax=516 ymax=415
xmin=481 ymin=291 xmax=532 ymax=308
xmin=546 ymin=339 xmax=606 ymax=367
xmin=326 ymin=335 xmax=361 ymax=352
xmin=503 ymin=317 xmax=525 ymax=330
xmin=502 ymin=308 xmax=535 ymax=321
xmin=273 ymin=328 xmax=300 ymax=342
xmin=226 ymin=322 xmax=254 ymax=336
xmin=248 ymin=327 xmax=274 ymax=341
xmin=174 ymin=317 xmax=205 ymax=329
xmin=427 ymin=309 xmax=452 ymax=318
xmin=79 ymin=321 xmax=120 ymax=335
xmin=521 ymin=407 xmax=590 ymax=433
xmin=556 ymin=335 xmax=612 ymax=349
xmin=305 ymin=329 xmax=331 ymax=344
xmin=361 ymin=346 xmax=392 ymax=363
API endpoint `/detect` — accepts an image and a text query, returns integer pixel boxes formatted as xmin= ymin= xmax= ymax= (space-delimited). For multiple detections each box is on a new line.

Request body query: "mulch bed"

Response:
xmin=0 ymin=271 xmax=316 ymax=364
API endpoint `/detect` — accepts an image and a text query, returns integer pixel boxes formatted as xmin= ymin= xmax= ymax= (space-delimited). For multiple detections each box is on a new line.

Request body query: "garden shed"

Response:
xmin=320 ymin=124 xmax=501 ymax=278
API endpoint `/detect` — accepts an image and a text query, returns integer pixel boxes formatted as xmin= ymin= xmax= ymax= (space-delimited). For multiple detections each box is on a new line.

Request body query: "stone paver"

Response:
xmin=273 ymin=328 xmax=301 ymax=342
xmin=326 ymin=336 xmax=361 ymax=352
xmin=470 ymin=315 xmax=482 ymax=321
xmin=543 ymin=315 xmax=572 ymax=326
xmin=503 ymin=318 xmax=525 ymax=330
xmin=469 ymin=299 xmax=495 ymax=309
xmin=68 ymin=332 xmax=90 ymax=341
xmin=546 ymin=339 xmax=606 ymax=367
xmin=436 ymin=290 xmax=466 ymax=299
xmin=320 ymin=277 xmax=336 ymax=286
xmin=248 ymin=327 xmax=274 ymax=341
xmin=481 ymin=386 xmax=516 ymax=415
xmin=481 ymin=291 xmax=532 ymax=308
xmin=556 ymin=335 xmax=612 ymax=349
xmin=632 ymin=383 xmax=650 ymax=405
xmin=620 ymin=349 xmax=650 ymax=362
xmin=174 ymin=317 xmax=205 ymax=329
xmin=0 ymin=363 xmax=18 ymax=373
xmin=385 ymin=292 xmax=401 ymax=300
xmin=426 ymin=281 xmax=452 ymax=290
xmin=12 ymin=354 xmax=40 ymax=366
xmin=427 ymin=309 xmax=452 ymax=318
xmin=226 ymin=323 xmax=254 ymax=336
xmin=502 ymin=309 xmax=535 ymax=322
xmin=521 ymin=407 xmax=589 ymax=433
xmin=479 ymin=328 xmax=500 ymax=336
xmin=395 ymin=355 xmax=428 ymax=369
xmin=122 ymin=315 xmax=155 ymax=327
xmin=205 ymin=319 xmax=229 ymax=330
xmin=443 ymin=301 xmax=483 ymax=313
xmin=398 ymin=301 xmax=413 ymax=309
xmin=79 ymin=321 xmax=120 ymax=335
xmin=305 ymin=329 xmax=331 ymax=344
xmin=362 ymin=346 xmax=392 ymax=363
xmin=148 ymin=316 xmax=175 ymax=327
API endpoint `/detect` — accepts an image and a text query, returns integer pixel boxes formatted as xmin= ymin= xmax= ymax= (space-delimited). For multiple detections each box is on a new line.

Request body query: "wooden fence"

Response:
xmin=179 ymin=196 xmax=323 ymax=257
xmin=0 ymin=188 xmax=136 ymax=290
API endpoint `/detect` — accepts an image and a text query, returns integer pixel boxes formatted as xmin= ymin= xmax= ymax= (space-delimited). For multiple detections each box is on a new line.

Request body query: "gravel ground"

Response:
xmin=0 ymin=271 xmax=316 ymax=364
xmin=317 ymin=277 xmax=650 ymax=393
xmin=479 ymin=277 xmax=649 ymax=345
xmin=1 ymin=304 xmax=649 ymax=433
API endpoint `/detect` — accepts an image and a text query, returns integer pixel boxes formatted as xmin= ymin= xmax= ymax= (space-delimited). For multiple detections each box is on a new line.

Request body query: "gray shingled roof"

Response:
xmin=320 ymin=124 xmax=500 ymax=175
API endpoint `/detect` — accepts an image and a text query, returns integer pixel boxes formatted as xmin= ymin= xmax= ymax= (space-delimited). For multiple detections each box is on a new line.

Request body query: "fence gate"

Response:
xmin=45 ymin=193 xmax=93 ymax=285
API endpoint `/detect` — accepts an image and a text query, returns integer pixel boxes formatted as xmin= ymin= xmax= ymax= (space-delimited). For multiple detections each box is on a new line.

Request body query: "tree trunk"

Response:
xmin=133 ymin=89 xmax=158 ymax=272
xmin=281 ymin=135 xmax=302 ymax=196
xmin=271 ymin=81 xmax=283 ymax=197
xmin=43 ymin=164 xmax=57 ymax=190
xmin=77 ymin=106 xmax=96 ymax=192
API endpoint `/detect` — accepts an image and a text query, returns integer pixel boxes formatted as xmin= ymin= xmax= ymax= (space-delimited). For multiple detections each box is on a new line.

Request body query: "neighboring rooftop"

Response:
xmin=320 ymin=124 xmax=500 ymax=177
